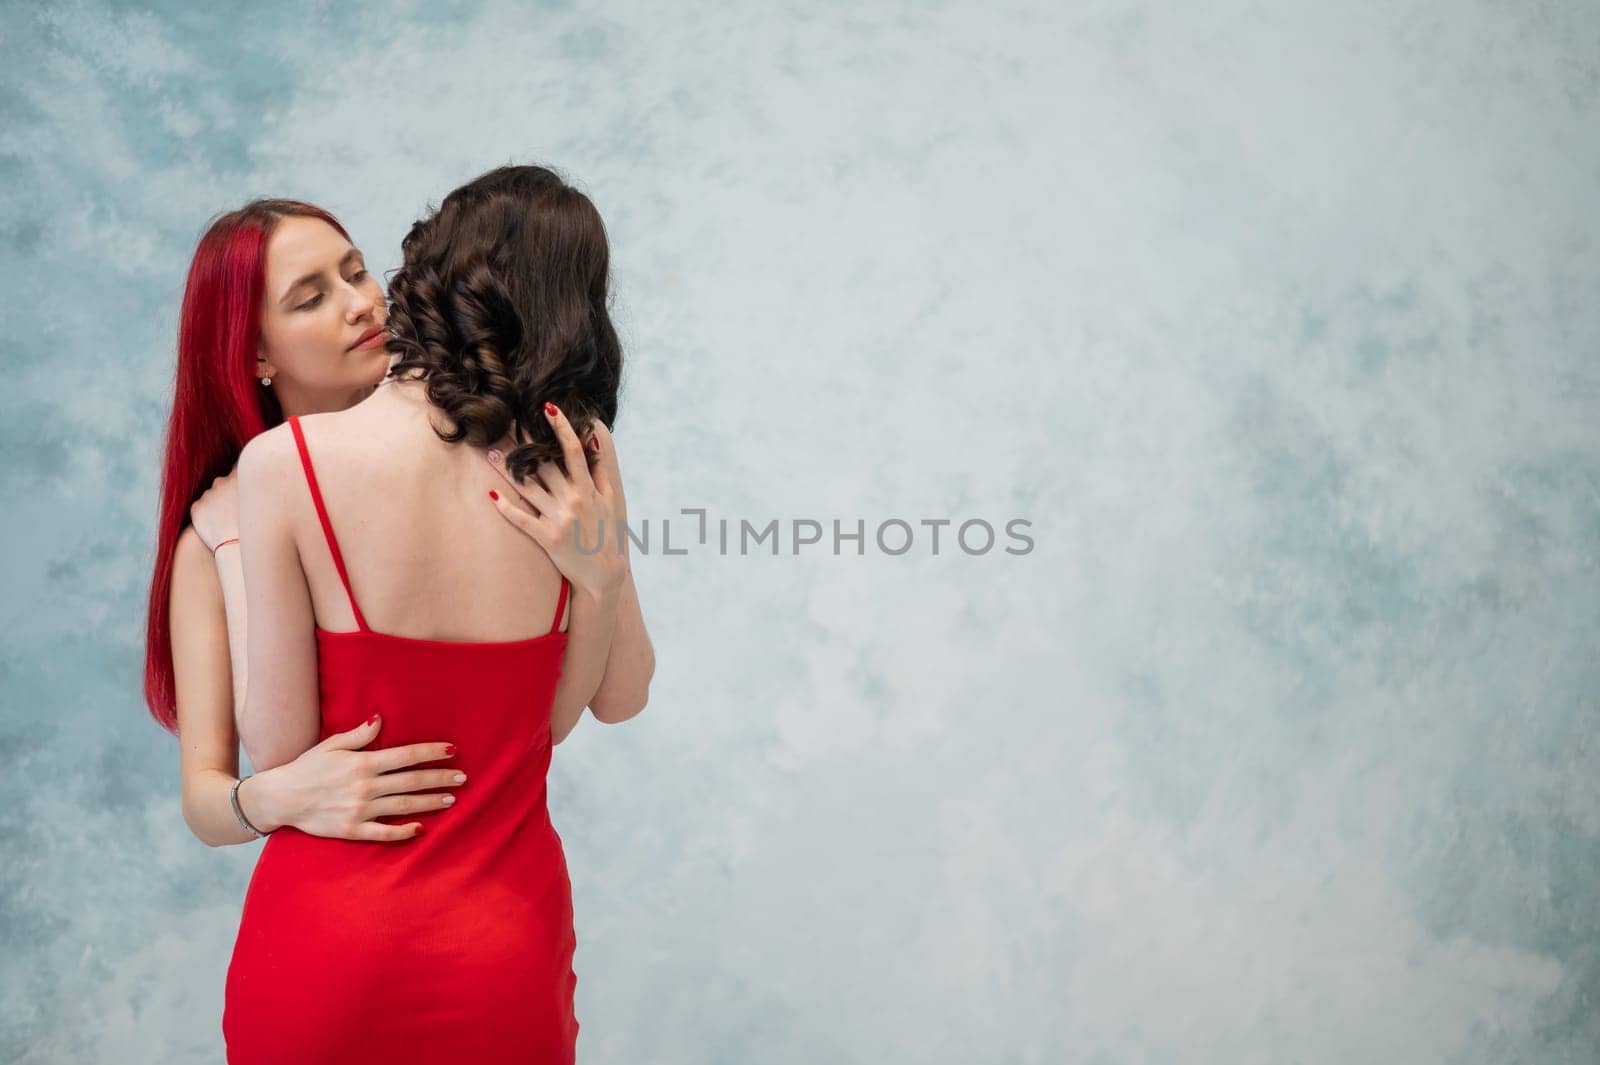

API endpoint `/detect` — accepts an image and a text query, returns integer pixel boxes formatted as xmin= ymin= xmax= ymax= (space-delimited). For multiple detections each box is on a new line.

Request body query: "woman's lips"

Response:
xmin=350 ymin=327 xmax=385 ymax=350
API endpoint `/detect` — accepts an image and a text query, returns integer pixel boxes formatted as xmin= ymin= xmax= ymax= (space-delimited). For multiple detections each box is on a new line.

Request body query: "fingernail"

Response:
xmin=413 ymin=823 xmax=426 ymax=835
xmin=444 ymin=744 xmax=457 ymax=756
xmin=544 ymin=401 xmax=557 ymax=418
xmin=441 ymin=795 xmax=456 ymax=805
xmin=366 ymin=714 xmax=379 ymax=726
xmin=487 ymin=449 xmax=501 ymax=464
xmin=453 ymin=773 xmax=467 ymax=783
xmin=488 ymin=489 xmax=499 ymax=501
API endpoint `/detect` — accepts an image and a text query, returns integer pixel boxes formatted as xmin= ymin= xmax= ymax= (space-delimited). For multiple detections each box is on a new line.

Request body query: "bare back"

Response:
xmin=287 ymin=377 xmax=569 ymax=642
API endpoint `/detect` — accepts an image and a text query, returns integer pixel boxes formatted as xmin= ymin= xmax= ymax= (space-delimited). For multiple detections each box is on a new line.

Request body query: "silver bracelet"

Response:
xmin=231 ymin=776 xmax=270 ymax=838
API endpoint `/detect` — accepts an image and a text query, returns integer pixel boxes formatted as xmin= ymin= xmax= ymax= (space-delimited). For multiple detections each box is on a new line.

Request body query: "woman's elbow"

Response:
xmin=590 ymin=681 xmax=651 ymax=725
xmin=180 ymin=794 xmax=224 ymax=848
xmin=237 ymin=708 xmax=295 ymax=773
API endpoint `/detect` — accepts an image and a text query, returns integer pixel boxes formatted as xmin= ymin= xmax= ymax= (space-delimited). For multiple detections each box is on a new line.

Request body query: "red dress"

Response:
xmin=223 ymin=414 xmax=579 ymax=1063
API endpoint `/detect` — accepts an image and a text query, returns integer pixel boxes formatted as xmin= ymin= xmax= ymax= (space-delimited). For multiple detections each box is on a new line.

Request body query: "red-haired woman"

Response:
xmin=146 ymin=199 xmax=462 ymax=845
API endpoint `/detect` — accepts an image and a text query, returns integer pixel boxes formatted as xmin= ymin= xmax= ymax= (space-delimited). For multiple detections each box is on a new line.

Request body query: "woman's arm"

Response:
xmin=235 ymin=428 xmax=323 ymax=771
xmin=488 ymin=407 xmax=645 ymax=743
xmin=170 ymin=526 xmax=295 ymax=844
xmin=492 ymin=418 xmax=652 ymax=736
xmin=581 ymin=559 xmax=653 ymax=726
xmin=190 ymin=469 xmax=250 ymax=718
xmin=577 ymin=419 xmax=653 ymax=723
xmin=213 ymin=539 xmax=250 ymax=720
xmin=550 ymin=584 xmax=622 ymax=745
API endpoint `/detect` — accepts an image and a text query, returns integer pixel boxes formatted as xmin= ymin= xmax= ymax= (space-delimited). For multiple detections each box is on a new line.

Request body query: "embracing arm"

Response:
xmin=551 ymin=563 xmax=653 ymax=745
xmin=170 ymin=527 xmax=291 ymax=844
xmin=582 ymin=559 xmax=653 ymax=726
xmin=212 ymin=539 xmax=250 ymax=722
xmin=550 ymin=584 xmax=621 ymax=746
xmin=490 ymin=412 xmax=653 ymax=743
xmin=577 ymin=421 xmax=653 ymax=725
xmin=235 ymin=429 xmax=324 ymax=772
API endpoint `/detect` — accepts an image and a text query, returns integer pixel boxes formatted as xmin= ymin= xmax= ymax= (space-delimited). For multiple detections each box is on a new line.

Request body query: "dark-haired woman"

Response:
xmin=150 ymin=201 xmax=483 ymax=849
xmin=222 ymin=165 xmax=650 ymax=1062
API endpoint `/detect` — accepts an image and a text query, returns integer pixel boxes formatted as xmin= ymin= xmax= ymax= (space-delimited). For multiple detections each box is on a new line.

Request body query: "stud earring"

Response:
xmin=260 ymin=377 xmax=272 ymax=387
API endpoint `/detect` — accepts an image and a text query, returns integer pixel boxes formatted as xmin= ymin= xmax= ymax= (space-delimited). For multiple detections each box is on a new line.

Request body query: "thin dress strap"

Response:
xmin=287 ymin=416 xmax=369 ymax=633
xmin=550 ymin=577 xmax=570 ymax=636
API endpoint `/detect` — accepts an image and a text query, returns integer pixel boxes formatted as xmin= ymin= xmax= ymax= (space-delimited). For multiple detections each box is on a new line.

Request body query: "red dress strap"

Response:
xmin=287 ymin=416 xmax=369 ymax=633
xmin=550 ymin=577 xmax=570 ymax=636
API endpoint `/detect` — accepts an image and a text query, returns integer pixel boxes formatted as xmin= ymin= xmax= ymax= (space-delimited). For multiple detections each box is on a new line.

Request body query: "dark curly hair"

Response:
xmin=384 ymin=164 xmax=622 ymax=482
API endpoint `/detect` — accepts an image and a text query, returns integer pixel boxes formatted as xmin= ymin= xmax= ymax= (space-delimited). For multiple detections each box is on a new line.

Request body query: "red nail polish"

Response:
xmin=366 ymin=714 xmax=379 ymax=726
xmin=544 ymin=401 xmax=557 ymax=417
xmin=488 ymin=489 xmax=499 ymax=501
xmin=413 ymin=823 xmax=425 ymax=835
xmin=445 ymin=744 xmax=457 ymax=756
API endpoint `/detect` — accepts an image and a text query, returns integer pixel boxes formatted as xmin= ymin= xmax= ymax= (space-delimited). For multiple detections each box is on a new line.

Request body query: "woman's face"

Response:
xmin=257 ymin=216 xmax=390 ymax=410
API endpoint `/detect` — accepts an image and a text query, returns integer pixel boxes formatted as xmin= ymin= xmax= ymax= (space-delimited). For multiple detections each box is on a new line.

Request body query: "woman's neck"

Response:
xmin=371 ymin=370 xmax=461 ymax=438
xmin=277 ymin=380 xmax=380 ymax=419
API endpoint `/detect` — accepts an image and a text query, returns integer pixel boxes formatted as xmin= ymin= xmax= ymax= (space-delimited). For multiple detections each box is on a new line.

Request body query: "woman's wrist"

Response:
xmin=572 ymin=578 xmax=625 ymax=614
xmin=583 ymin=554 xmax=632 ymax=600
xmin=235 ymin=771 xmax=288 ymax=835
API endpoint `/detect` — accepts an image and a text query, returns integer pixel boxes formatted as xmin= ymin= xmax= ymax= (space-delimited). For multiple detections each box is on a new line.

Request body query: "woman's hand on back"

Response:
xmin=241 ymin=716 xmax=466 ymax=841
xmin=189 ymin=468 xmax=240 ymax=553
xmin=486 ymin=402 xmax=629 ymax=600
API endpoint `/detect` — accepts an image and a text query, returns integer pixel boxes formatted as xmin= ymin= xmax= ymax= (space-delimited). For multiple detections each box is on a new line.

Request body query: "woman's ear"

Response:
xmin=255 ymin=351 xmax=276 ymax=385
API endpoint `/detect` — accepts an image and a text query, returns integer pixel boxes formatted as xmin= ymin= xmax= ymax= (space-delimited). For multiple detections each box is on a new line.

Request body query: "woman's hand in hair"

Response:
xmin=189 ymin=468 xmax=240 ymax=553
xmin=485 ymin=402 xmax=629 ymax=600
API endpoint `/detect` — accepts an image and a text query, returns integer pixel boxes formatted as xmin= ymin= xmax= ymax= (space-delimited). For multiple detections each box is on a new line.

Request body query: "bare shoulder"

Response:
xmin=236 ymin=421 xmax=299 ymax=485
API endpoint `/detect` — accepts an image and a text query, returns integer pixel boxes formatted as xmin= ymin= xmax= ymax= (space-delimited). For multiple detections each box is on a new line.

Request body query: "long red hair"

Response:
xmin=143 ymin=200 xmax=352 ymax=734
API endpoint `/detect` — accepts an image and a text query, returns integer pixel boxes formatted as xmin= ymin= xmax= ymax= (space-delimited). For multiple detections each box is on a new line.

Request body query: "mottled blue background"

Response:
xmin=2 ymin=2 xmax=1597 ymax=1062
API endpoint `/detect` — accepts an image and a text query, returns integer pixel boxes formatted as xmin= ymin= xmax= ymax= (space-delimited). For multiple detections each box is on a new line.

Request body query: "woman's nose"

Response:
xmin=347 ymin=285 xmax=376 ymax=322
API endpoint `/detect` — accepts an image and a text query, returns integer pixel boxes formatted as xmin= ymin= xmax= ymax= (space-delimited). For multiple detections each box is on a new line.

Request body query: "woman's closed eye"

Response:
xmin=296 ymin=271 xmax=364 ymax=310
